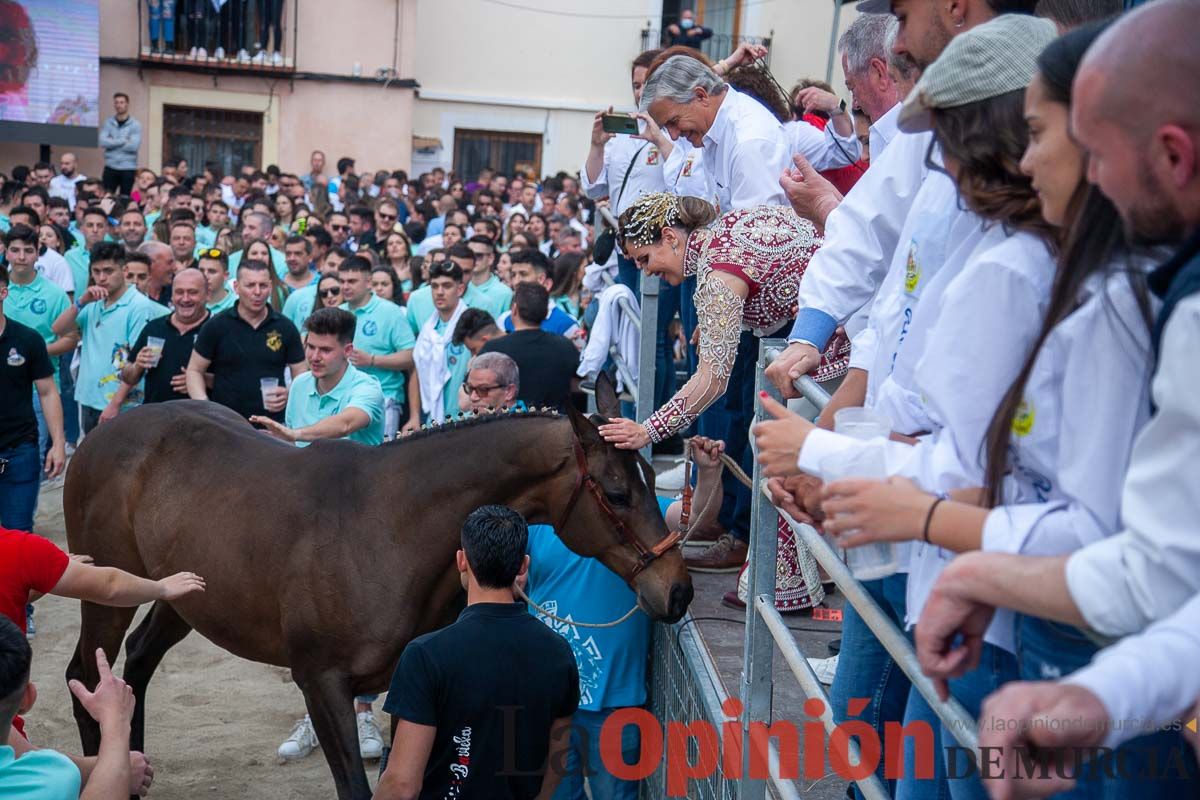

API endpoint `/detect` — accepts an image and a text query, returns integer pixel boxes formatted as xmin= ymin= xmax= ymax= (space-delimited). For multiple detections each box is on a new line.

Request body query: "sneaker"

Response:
xmin=683 ymin=534 xmax=747 ymax=573
xmin=357 ymin=712 xmax=384 ymax=760
xmin=214 ymin=46 xmax=226 ymax=59
xmin=196 ymin=46 xmax=208 ymax=59
xmin=271 ymin=51 xmax=283 ymax=67
xmin=236 ymin=48 xmax=250 ymax=63
xmin=277 ymin=715 xmax=318 ymax=761
xmin=655 ymin=460 xmax=687 ymax=492
xmin=188 ymin=46 xmax=199 ymax=58
xmin=252 ymin=49 xmax=266 ymax=65
xmin=25 ymin=604 xmax=35 ymax=640
xmin=806 ymin=655 xmax=839 ymax=686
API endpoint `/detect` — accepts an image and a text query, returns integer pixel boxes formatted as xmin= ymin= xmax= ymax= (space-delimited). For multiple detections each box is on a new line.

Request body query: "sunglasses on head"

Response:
xmin=199 ymin=248 xmax=225 ymax=258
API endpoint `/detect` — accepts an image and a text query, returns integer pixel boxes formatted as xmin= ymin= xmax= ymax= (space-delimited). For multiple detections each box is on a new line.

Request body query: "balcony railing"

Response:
xmin=640 ymin=26 xmax=773 ymax=66
xmin=137 ymin=0 xmax=298 ymax=74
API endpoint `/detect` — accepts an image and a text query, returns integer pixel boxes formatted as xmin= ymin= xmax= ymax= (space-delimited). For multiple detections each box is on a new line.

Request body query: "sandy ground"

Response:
xmin=25 ymin=482 xmax=373 ymax=799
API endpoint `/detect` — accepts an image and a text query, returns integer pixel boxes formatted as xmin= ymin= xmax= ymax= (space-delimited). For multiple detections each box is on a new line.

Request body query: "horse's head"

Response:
xmin=560 ymin=375 xmax=693 ymax=623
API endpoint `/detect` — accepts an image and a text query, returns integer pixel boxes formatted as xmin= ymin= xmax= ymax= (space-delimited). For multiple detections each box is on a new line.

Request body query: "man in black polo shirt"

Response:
xmin=377 ymin=505 xmax=577 ymax=800
xmin=0 ymin=265 xmax=66 ymax=534
xmin=120 ymin=269 xmax=210 ymax=404
xmin=186 ymin=259 xmax=306 ymax=422
xmin=481 ymin=283 xmax=580 ymax=412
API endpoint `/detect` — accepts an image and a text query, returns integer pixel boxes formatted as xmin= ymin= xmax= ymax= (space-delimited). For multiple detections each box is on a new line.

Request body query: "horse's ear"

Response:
xmin=595 ymin=372 xmax=621 ymax=419
xmin=567 ymin=403 xmax=604 ymax=447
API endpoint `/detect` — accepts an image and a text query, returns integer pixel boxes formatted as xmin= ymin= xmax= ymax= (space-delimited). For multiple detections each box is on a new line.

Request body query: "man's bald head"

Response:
xmin=1072 ymin=0 xmax=1200 ymax=242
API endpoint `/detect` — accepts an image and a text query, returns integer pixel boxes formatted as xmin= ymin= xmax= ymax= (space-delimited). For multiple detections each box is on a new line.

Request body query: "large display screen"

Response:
xmin=0 ymin=0 xmax=100 ymax=146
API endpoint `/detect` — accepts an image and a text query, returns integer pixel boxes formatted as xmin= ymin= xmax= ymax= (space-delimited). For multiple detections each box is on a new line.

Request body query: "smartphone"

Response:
xmin=602 ymin=114 xmax=640 ymax=135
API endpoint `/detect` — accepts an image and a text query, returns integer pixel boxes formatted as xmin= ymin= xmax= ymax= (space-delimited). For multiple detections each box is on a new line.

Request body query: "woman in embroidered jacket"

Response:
xmin=599 ymin=192 xmax=847 ymax=610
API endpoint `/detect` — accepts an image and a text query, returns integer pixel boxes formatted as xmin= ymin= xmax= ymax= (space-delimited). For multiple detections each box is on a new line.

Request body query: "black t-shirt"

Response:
xmin=131 ymin=312 xmax=210 ymax=404
xmin=0 ymin=317 xmax=54 ymax=451
xmin=192 ymin=303 xmax=304 ymax=421
xmin=481 ymin=330 xmax=579 ymax=412
xmin=384 ymin=602 xmax=579 ymax=800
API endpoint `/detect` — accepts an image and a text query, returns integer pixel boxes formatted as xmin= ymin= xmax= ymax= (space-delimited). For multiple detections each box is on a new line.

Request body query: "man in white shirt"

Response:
xmin=909 ymin=4 xmax=1200 ymax=796
xmin=48 ymin=153 xmax=86 ymax=210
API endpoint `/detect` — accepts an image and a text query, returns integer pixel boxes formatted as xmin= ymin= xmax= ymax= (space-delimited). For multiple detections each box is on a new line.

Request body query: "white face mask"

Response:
xmin=680 ymin=18 xmax=694 ymax=29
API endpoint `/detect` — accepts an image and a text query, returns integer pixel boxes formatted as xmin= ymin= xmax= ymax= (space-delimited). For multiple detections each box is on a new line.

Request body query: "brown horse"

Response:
xmin=63 ymin=376 xmax=691 ymax=800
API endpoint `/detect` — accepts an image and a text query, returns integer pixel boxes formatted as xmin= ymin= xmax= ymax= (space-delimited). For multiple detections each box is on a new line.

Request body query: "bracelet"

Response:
xmin=922 ymin=495 xmax=946 ymax=544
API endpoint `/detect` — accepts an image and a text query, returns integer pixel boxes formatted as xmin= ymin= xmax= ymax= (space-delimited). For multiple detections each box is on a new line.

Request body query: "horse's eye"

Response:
xmin=605 ymin=491 xmax=631 ymax=507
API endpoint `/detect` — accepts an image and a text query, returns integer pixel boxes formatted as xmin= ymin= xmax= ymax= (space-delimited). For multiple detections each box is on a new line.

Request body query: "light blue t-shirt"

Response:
xmin=282 ymin=284 xmax=318 ymax=332
xmin=0 ymin=745 xmax=82 ymax=799
xmin=6 ymin=274 xmax=70 ymax=388
xmin=524 ymin=503 xmax=672 ymax=711
xmin=206 ymin=289 xmax=238 ymax=315
xmin=468 ymin=273 xmax=514 ymax=321
xmin=341 ymin=294 xmax=416 ymax=401
xmin=284 ymin=363 xmax=385 ymax=446
xmin=229 ymin=245 xmax=288 ymax=279
xmin=64 ymin=248 xmax=90 ymax=298
xmin=75 ymin=286 xmax=169 ymax=410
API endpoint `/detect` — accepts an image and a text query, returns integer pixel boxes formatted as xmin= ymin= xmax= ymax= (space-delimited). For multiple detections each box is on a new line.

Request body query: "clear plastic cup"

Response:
xmin=834 ymin=406 xmax=892 ymax=441
xmin=146 ymin=336 xmax=165 ymax=367
xmin=260 ymin=377 xmax=280 ymax=408
xmin=820 ymin=445 xmax=899 ymax=581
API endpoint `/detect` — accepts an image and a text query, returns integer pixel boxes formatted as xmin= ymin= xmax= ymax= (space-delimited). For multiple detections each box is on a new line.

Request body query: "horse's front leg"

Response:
xmin=296 ymin=667 xmax=373 ymax=800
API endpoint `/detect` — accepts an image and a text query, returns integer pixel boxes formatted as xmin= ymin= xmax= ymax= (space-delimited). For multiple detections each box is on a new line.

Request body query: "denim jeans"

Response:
xmin=551 ymin=707 xmax=640 ymax=800
xmin=942 ymin=644 xmax=1019 ymax=800
xmin=0 ymin=441 xmax=41 ymax=532
xmin=32 ymin=389 xmax=49 ymax=466
xmin=59 ymin=354 xmax=79 ymax=446
xmin=1015 ymin=614 xmax=1200 ymax=799
xmin=80 ymin=405 xmax=102 ymax=436
xmin=895 ymin=685 xmax=949 ymax=800
xmin=655 ymin=280 xmax=680 ymax=409
xmin=615 ymin=254 xmax=639 ymax=294
xmin=715 ymin=331 xmax=760 ymax=543
xmin=148 ymin=0 xmax=176 ymax=44
xmin=830 ymin=573 xmax=911 ymax=800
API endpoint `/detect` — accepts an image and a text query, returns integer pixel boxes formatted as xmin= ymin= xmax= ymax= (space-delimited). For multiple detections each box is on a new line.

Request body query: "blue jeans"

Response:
xmin=896 ymin=687 xmax=949 ymax=800
xmin=655 ymin=280 xmax=680 ymax=409
xmin=678 ymin=274 xmax=728 ymax=439
xmin=59 ymin=355 xmax=79 ymax=446
xmin=830 ymin=573 xmax=911 ymax=800
xmin=148 ymin=0 xmax=176 ymax=44
xmin=615 ymin=254 xmax=639 ymax=294
xmin=0 ymin=441 xmax=41 ymax=532
xmin=32 ymin=389 xmax=49 ymax=466
xmin=942 ymin=644 xmax=1020 ymax=800
xmin=551 ymin=707 xmax=640 ymax=800
xmin=1015 ymin=614 xmax=1199 ymax=798
xmin=716 ymin=331 xmax=760 ymax=542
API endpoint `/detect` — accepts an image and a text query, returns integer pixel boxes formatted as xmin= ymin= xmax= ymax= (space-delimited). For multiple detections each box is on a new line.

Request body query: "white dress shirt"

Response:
xmin=787 ymin=129 xmax=934 ymax=350
xmin=868 ymin=102 xmax=902 ymax=158
xmin=981 ymin=267 xmax=1158 ymax=557
xmin=49 ymin=173 xmax=85 ymax=210
xmin=783 ymin=117 xmax=862 ymax=171
xmin=579 ymin=133 xmax=667 ymax=216
xmin=699 ymin=87 xmax=790 ymax=211
xmin=1063 ymin=589 xmax=1200 ymax=749
xmin=661 ymin=139 xmax=711 ymax=199
xmin=1064 ymin=292 xmax=1200 ymax=636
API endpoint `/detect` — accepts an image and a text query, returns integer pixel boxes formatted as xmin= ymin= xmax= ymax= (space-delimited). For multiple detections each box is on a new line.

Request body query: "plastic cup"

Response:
xmin=260 ymin=377 xmax=280 ymax=408
xmin=146 ymin=336 xmax=165 ymax=367
xmin=820 ymin=445 xmax=899 ymax=581
xmin=834 ymin=406 xmax=891 ymax=441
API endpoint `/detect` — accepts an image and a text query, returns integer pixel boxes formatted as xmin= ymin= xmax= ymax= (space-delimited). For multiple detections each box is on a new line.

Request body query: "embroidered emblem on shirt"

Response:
xmin=30 ymin=298 xmax=47 ymax=315
xmin=682 ymin=155 xmax=695 ymax=177
xmin=363 ymin=320 xmax=378 ymax=336
xmin=265 ymin=331 xmax=283 ymax=352
xmin=1012 ymin=400 xmax=1035 ymax=437
xmin=904 ymin=243 xmax=921 ymax=293
xmin=6 ymin=347 xmax=25 ymax=366
xmin=646 ymin=148 xmax=659 ymax=166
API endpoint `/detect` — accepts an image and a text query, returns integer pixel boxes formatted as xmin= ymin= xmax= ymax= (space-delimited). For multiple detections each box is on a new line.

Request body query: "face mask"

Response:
xmin=680 ymin=18 xmax=694 ymax=29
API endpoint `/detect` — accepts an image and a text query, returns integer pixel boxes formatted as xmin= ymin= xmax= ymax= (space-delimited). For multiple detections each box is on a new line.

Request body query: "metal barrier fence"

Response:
xmin=738 ymin=339 xmax=980 ymax=799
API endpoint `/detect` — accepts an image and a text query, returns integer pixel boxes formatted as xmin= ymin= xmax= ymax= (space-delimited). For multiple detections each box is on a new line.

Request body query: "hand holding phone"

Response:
xmin=601 ymin=114 xmax=641 ymax=135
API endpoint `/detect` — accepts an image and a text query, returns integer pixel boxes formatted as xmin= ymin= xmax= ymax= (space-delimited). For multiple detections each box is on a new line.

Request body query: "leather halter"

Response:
xmin=556 ymin=439 xmax=681 ymax=576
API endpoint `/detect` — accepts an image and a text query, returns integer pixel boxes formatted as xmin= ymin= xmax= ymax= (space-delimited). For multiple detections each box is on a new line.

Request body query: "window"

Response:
xmin=453 ymin=129 xmax=542 ymax=181
xmin=163 ymin=105 xmax=263 ymax=176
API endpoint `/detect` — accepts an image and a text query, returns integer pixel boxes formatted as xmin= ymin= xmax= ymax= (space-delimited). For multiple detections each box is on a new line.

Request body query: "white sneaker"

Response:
xmin=806 ymin=655 xmax=839 ymax=686
xmin=655 ymin=460 xmax=687 ymax=493
xmin=214 ymin=46 xmax=225 ymax=59
xmin=196 ymin=46 xmax=208 ymax=59
xmin=188 ymin=46 xmax=199 ymax=58
xmin=236 ymin=48 xmax=250 ymax=63
xmin=252 ymin=49 xmax=266 ymax=65
xmin=277 ymin=715 xmax=318 ymax=761
xmin=357 ymin=712 xmax=384 ymax=760
xmin=271 ymin=51 xmax=283 ymax=67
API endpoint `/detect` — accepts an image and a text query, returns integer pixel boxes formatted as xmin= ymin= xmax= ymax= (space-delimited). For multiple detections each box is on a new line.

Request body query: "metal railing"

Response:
xmin=739 ymin=338 xmax=980 ymax=799
xmin=138 ymin=0 xmax=298 ymax=72
xmin=640 ymin=26 xmax=773 ymax=66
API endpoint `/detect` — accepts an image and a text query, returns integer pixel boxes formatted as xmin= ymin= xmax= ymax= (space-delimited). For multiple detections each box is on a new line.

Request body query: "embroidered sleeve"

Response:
xmin=643 ymin=273 xmax=745 ymax=443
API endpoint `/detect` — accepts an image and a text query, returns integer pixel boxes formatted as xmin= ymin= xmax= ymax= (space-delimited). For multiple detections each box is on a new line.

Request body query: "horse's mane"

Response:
xmin=383 ymin=407 xmax=566 ymax=446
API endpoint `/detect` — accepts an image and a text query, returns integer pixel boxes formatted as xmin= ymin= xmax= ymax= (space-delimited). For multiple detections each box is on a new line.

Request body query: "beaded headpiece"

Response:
xmin=620 ymin=192 xmax=682 ymax=248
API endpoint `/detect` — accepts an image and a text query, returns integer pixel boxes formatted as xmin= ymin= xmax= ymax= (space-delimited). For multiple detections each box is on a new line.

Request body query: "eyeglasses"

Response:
xmin=377 ymin=213 xmax=397 ymax=221
xmin=465 ymin=382 xmax=504 ymax=397
xmin=319 ymin=287 xmax=341 ymax=298
xmin=199 ymin=248 xmax=225 ymax=258
xmin=330 ymin=224 xmax=349 ymax=231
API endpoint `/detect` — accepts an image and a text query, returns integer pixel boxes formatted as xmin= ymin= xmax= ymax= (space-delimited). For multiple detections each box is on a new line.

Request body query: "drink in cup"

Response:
xmin=145 ymin=336 xmax=165 ymax=367
xmin=260 ymin=377 xmax=280 ymax=408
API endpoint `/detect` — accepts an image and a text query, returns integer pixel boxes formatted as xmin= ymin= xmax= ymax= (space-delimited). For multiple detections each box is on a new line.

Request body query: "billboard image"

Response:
xmin=0 ymin=0 xmax=100 ymax=146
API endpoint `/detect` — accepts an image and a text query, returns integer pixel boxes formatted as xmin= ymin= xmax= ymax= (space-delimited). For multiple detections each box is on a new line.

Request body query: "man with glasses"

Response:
xmin=461 ymin=352 xmax=521 ymax=413
xmin=327 ymin=211 xmax=352 ymax=250
xmin=356 ymin=198 xmax=400 ymax=255
xmin=463 ymin=236 xmax=512 ymax=320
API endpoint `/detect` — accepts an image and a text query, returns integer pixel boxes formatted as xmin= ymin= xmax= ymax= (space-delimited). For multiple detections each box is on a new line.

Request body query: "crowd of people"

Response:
xmin=3 ymin=0 xmax=1200 ymax=797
